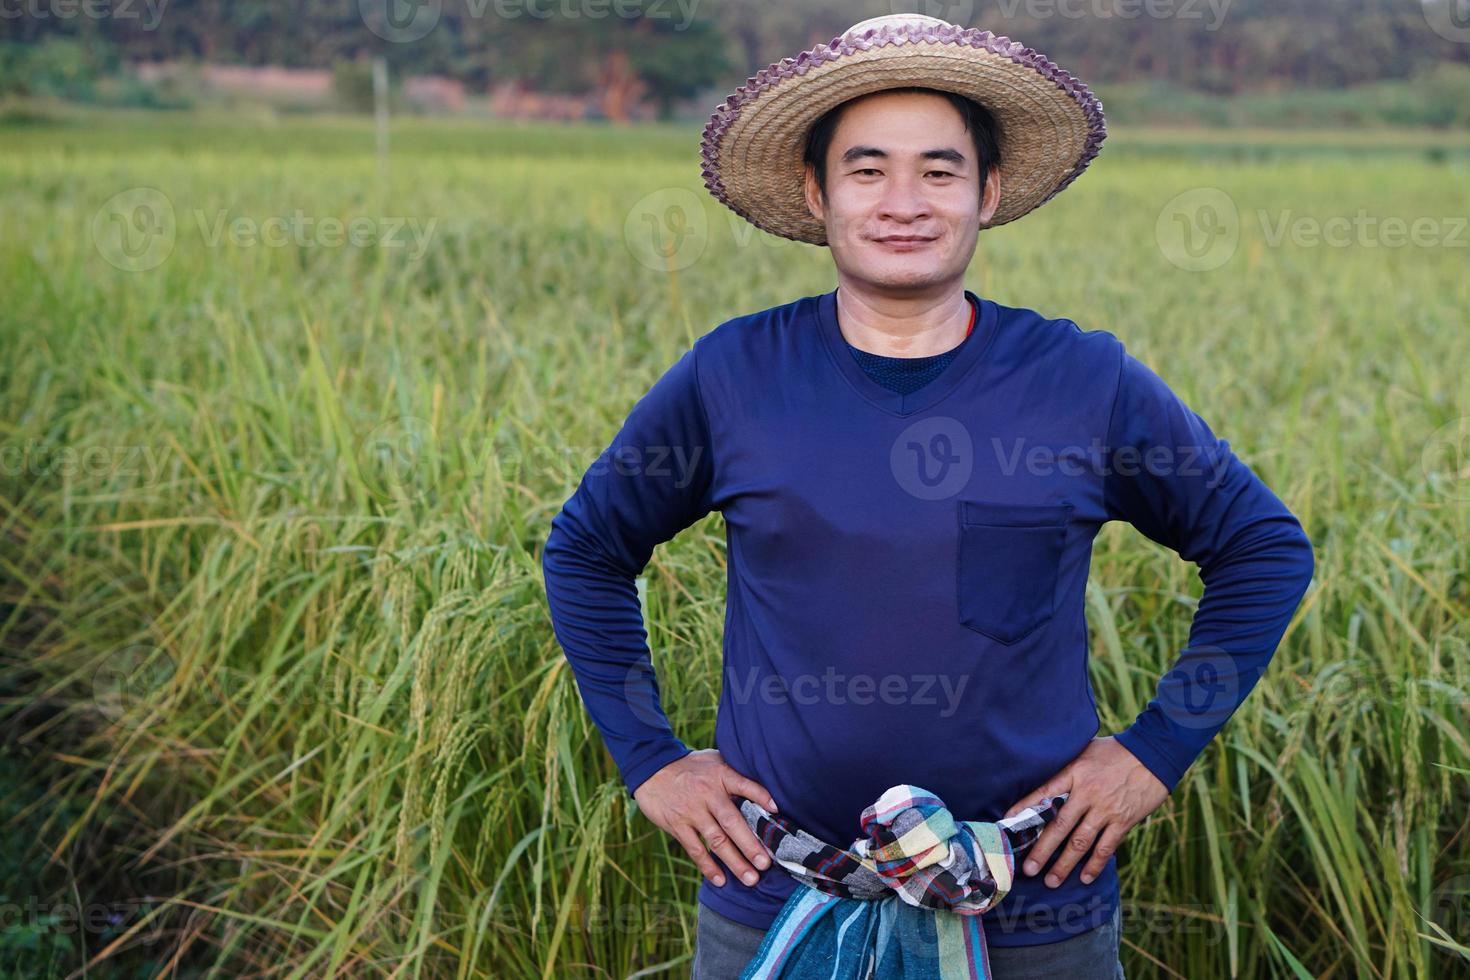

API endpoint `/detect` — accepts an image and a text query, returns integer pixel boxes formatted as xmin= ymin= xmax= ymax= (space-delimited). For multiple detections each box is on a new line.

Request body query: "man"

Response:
xmin=542 ymin=13 xmax=1314 ymax=978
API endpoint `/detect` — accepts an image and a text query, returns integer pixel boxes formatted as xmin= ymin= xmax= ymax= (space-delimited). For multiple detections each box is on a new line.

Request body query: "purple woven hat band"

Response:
xmin=699 ymin=14 xmax=1107 ymax=246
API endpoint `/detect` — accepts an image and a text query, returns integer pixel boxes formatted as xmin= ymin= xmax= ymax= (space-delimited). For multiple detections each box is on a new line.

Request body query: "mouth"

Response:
xmin=872 ymin=235 xmax=937 ymax=249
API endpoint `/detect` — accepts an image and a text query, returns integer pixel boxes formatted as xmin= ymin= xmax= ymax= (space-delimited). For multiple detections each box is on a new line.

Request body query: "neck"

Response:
xmin=834 ymin=280 xmax=973 ymax=358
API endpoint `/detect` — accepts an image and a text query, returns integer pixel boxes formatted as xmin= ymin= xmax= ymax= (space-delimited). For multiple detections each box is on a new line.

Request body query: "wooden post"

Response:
xmin=373 ymin=56 xmax=389 ymax=185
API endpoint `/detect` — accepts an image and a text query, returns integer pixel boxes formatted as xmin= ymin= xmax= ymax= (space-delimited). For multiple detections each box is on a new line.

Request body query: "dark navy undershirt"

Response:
xmin=842 ymin=296 xmax=979 ymax=395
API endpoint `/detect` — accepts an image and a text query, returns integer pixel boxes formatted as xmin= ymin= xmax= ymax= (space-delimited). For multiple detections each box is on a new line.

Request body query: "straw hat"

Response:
xmin=699 ymin=13 xmax=1107 ymax=246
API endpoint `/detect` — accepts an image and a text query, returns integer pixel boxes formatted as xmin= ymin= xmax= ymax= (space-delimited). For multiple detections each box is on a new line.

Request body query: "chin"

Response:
xmin=860 ymin=262 xmax=949 ymax=290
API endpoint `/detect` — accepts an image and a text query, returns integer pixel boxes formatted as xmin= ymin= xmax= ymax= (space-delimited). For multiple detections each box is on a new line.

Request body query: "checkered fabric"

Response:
xmin=735 ymin=784 xmax=1067 ymax=979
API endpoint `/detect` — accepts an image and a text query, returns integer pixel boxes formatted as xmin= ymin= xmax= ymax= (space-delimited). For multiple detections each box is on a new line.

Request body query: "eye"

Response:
xmin=927 ymin=170 xmax=956 ymax=178
xmin=854 ymin=168 xmax=882 ymax=176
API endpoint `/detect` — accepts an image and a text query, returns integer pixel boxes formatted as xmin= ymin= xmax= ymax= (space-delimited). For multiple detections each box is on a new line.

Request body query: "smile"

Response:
xmin=874 ymin=237 xmax=936 ymax=250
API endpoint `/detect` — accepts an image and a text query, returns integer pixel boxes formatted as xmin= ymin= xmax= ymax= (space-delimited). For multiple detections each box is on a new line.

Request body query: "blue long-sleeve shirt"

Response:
xmin=540 ymin=286 xmax=1314 ymax=945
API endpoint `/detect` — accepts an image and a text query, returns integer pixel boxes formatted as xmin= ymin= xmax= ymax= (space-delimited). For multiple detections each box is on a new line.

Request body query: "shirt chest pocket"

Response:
xmin=955 ymin=500 xmax=1073 ymax=644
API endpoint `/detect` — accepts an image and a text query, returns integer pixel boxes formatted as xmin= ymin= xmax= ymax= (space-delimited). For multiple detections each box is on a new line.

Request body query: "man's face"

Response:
xmin=803 ymin=90 xmax=1000 ymax=292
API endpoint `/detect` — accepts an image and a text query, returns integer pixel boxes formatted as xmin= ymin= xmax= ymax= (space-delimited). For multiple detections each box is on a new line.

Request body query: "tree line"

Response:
xmin=2 ymin=0 xmax=1467 ymax=112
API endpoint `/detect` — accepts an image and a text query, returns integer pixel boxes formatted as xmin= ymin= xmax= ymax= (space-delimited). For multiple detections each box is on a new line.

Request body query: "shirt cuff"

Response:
xmin=623 ymin=739 xmax=695 ymax=799
xmin=1113 ymin=726 xmax=1190 ymax=795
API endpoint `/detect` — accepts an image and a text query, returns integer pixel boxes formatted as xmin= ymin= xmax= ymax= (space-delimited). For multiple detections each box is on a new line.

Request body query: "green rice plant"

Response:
xmin=0 ymin=110 xmax=1466 ymax=978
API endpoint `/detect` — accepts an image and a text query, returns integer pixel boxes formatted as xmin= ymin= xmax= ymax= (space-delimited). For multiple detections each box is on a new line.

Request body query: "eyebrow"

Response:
xmin=839 ymin=146 xmax=968 ymax=166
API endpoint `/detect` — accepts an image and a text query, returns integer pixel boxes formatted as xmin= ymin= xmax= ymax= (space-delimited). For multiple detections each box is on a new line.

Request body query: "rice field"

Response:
xmin=1 ymin=108 xmax=1468 ymax=978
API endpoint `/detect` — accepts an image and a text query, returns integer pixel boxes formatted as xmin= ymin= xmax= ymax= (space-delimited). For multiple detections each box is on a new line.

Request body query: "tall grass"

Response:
xmin=1 ymin=112 xmax=1467 ymax=977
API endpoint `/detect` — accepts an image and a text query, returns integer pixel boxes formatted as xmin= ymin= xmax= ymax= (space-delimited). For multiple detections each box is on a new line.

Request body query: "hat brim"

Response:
xmin=700 ymin=22 xmax=1106 ymax=246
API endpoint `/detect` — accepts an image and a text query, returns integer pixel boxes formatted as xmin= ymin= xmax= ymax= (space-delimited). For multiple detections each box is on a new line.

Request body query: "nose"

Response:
xmin=876 ymin=172 xmax=932 ymax=225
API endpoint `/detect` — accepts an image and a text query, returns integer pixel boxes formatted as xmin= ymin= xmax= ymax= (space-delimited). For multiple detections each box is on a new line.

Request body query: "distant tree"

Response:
xmin=2 ymin=0 xmax=1468 ymax=106
xmin=626 ymin=16 xmax=730 ymax=120
xmin=0 ymin=35 xmax=112 ymax=100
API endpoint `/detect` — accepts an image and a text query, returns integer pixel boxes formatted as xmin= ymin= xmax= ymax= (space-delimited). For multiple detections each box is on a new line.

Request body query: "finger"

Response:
xmin=672 ymin=824 xmax=728 ymax=887
xmin=1043 ymin=814 xmax=1107 ymax=888
xmin=698 ymin=812 xmax=761 ymax=886
xmin=1079 ymin=823 xmax=1126 ymax=885
xmin=712 ymin=796 xmax=774 ymax=874
xmin=1021 ymin=794 xmax=1086 ymax=877
xmin=1004 ymin=771 xmax=1072 ymax=819
xmin=726 ymin=772 xmax=779 ymax=812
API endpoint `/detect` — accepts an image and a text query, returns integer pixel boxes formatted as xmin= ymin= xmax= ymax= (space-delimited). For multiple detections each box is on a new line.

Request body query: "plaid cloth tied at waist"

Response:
xmin=733 ymin=784 xmax=1067 ymax=979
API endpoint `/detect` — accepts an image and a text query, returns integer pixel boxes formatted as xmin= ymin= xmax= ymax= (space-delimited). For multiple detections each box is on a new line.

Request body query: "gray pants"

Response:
xmin=692 ymin=901 xmax=1125 ymax=979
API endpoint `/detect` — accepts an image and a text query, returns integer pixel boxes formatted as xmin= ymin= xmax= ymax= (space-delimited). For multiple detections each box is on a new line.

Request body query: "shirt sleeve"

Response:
xmin=1102 ymin=344 xmax=1314 ymax=794
xmin=540 ymin=341 xmax=716 ymax=798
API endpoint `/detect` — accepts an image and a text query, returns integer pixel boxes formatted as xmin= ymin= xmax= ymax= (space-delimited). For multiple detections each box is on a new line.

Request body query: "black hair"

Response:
xmin=802 ymin=86 xmax=1002 ymax=205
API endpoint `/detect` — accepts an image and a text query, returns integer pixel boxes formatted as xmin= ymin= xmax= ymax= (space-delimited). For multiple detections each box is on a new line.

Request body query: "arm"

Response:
xmin=1102 ymin=346 xmax=1315 ymax=793
xmin=1009 ymin=341 xmax=1314 ymax=889
xmin=540 ymin=342 xmax=715 ymax=799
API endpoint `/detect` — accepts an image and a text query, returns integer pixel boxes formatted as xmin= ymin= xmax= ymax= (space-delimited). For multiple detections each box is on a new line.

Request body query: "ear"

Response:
xmin=803 ymin=162 xmax=825 ymax=223
xmin=979 ymin=165 xmax=1002 ymax=226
